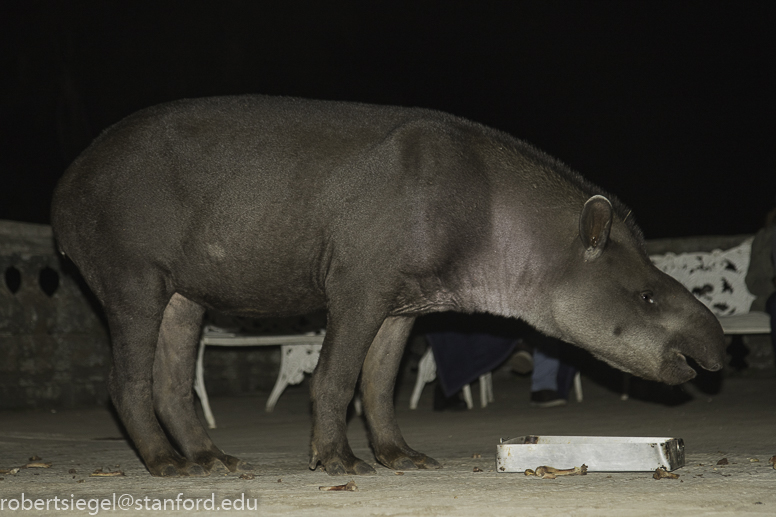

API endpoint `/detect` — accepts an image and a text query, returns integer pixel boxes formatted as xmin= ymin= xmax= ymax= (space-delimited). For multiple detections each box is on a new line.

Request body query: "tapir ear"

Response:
xmin=579 ymin=195 xmax=613 ymax=260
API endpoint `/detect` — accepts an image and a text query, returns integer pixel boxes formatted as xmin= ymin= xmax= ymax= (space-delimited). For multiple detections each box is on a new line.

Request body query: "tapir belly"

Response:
xmin=168 ymin=236 xmax=329 ymax=318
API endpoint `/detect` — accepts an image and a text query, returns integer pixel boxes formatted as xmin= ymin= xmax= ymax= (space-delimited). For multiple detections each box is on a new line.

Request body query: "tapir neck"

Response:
xmin=449 ymin=191 xmax=579 ymax=336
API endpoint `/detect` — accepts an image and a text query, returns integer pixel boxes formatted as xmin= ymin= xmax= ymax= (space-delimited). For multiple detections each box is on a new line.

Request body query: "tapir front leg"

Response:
xmin=361 ymin=316 xmax=442 ymax=470
xmin=308 ymin=303 xmax=386 ymax=476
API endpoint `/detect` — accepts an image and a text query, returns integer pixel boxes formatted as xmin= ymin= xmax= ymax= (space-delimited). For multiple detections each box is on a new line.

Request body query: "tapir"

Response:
xmin=51 ymin=95 xmax=725 ymax=477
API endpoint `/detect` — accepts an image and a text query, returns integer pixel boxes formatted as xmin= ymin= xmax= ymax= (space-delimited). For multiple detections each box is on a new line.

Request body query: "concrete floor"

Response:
xmin=1 ymin=371 xmax=775 ymax=516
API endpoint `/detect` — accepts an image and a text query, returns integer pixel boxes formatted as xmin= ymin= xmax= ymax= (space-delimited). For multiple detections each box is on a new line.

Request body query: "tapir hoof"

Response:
xmin=148 ymin=452 xmax=254 ymax=477
xmin=215 ymin=455 xmax=255 ymax=473
xmin=386 ymin=454 xmax=442 ymax=471
xmin=376 ymin=446 xmax=442 ymax=471
xmin=310 ymin=452 xmax=376 ymax=476
xmin=147 ymin=456 xmax=209 ymax=477
xmin=194 ymin=453 xmax=255 ymax=475
xmin=324 ymin=459 xmax=376 ymax=476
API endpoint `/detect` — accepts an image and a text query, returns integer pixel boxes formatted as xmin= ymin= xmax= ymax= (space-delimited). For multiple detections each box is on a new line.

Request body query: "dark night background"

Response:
xmin=1 ymin=0 xmax=774 ymax=239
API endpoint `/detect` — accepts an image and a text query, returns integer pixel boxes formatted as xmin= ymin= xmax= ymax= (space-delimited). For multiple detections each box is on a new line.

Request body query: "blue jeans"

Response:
xmin=530 ymin=334 xmax=576 ymax=397
xmin=532 ymin=344 xmax=560 ymax=392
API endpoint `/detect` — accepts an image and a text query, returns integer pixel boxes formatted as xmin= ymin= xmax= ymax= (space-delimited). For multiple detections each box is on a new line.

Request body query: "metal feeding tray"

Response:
xmin=496 ymin=435 xmax=685 ymax=472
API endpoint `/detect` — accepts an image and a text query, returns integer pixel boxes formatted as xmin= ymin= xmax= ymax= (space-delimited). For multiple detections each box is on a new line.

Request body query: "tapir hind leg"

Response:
xmin=101 ymin=275 xmax=200 ymax=477
xmin=153 ymin=293 xmax=253 ymax=475
xmin=361 ymin=316 xmax=442 ymax=470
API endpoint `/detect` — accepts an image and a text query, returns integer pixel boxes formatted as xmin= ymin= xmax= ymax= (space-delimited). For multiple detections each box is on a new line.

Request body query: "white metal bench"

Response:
xmin=194 ymin=325 xmax=325 ymax=428
xmin=650 ymin=237 xmax=771 ymax=335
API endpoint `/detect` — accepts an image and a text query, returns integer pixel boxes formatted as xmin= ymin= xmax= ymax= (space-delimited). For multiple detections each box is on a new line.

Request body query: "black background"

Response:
xmin=2 ymin=0 xmax=774 ymax=238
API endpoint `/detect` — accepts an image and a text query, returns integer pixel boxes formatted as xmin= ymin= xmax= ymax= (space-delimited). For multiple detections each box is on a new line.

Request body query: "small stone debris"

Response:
xmin=25 ymin=462 xmax=52 ymax=468
xmin=319 ymin=480 xmax=357 ymax=491
xmin=29 ymin=455 xmax=42 ymax=462
xmin=68 ymin=469 xmax=77 ymax=474
xmin=395 ymin=471 xmax=404 ymax=475
xmin=653 ymin=468 xmax=679 ymax=480
xmin=716 ymin=458 xmax=729 ymax=465
xmin=239 ymin=473 xmax=255 ymax=480
xmin=473 ymin=467 xmax=483 ymax=473
xmin=89 ymin=468 xmax=124 ymax=477
xmin=769 ymin=456 xmax=775 ymax=469
xmin=525 ymin=465 xmax=587 ymax=479
xmin=472 ymin=453 xmax=482 ymax=459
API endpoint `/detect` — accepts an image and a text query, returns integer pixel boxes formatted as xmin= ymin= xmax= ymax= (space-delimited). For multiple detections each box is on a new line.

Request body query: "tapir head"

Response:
xmin=549 ymin=195 xmax=726 ymax=385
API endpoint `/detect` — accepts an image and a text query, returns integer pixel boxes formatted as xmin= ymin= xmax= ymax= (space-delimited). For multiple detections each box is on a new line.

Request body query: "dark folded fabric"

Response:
xmin=427 ymin=332 xmax=517 ymax=397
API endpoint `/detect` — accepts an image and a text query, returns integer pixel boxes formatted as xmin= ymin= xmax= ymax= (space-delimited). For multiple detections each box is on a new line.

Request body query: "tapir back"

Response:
xmin=52 ymin=96 xmax=495 ymax=316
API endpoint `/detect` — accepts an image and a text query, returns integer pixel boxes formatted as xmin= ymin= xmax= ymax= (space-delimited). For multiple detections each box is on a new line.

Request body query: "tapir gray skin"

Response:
xmin=51 ymin=95 xmax=725 ymax=477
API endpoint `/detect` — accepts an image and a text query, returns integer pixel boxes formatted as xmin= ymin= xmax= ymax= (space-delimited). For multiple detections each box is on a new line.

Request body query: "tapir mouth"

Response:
xmin=661 ymin=352 xmax=698 ymax=385
xmin=662 ymin=349 xmax=722 ymax=385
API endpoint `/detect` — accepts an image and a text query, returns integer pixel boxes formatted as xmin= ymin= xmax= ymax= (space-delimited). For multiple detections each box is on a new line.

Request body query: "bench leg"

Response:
xmin=410 ymin=347 xmax=437 ymax=409
xmin=573 ymin=371 xmax=583 ymax=402
xmin=266 ymin=343 xmax=322 ymax=412
xmin=193 ymin=337 xmax=217 ymax=429
xmin=265 ymin=345 xmax=294 ymax=412
xmin=461 ymin=384 xmax=474 ymax=409
xmin=479 ymin=372 xmax=494 ymax=408
xmin=265 ymin=372 xmax=289 ymax=413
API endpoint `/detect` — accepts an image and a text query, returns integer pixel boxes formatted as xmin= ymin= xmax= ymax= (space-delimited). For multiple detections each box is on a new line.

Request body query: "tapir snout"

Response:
xmin=652 ymin=274 xmax=726 ymax=385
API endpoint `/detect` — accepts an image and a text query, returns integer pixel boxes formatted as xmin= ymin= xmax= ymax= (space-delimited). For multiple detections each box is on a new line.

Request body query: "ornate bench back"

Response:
xmin=650 ymin=238 xmax=755 ymax=317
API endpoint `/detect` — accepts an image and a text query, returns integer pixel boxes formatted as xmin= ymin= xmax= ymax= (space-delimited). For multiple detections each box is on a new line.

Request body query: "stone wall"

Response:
xmin=0 ymin=220 xmax=282 ymax=409
xmin=0 ymin=220 xmax=111 ymax=409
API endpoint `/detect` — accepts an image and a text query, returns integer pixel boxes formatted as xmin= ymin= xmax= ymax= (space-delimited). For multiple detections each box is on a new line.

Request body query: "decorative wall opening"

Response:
xmin=39 ymin=266 xmax=59 ymax=297
xmin=4 ymin=265 xmax=21 ymax=294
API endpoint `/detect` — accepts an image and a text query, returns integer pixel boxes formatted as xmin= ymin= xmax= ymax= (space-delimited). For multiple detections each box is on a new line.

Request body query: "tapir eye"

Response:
xmin=640 ymin=291 xmax=655 ymax=304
